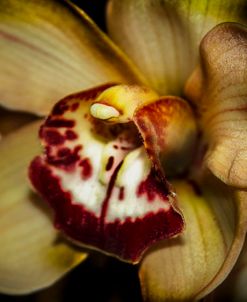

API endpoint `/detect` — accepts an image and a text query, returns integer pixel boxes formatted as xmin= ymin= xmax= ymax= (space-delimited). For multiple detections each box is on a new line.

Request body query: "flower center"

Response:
xmin=90 ymin=84 xmax=198 ymax=177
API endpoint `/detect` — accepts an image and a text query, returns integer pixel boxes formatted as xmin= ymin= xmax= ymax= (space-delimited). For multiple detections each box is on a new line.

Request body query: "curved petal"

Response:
xmin=185 ymin=23 xmax=247 ymax=189
xmin=0 ymin=121 xmax=87 ymax=295
xmin=133 ymin=96 xmax=197 ymax=177
xmin=29 ymin=84 xmax=184 ymax=263
xmin=0 ymin=0 xmax=146 ymax=115
xmin=139 ymin=173 xmax=247 ymax=301
xmin=107 ymin=0 xmax=247 ymax=95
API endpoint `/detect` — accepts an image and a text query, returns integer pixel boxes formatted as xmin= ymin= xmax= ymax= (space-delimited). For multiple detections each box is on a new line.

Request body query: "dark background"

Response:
xmin=0 ymin=1 xmax=142 ymax=301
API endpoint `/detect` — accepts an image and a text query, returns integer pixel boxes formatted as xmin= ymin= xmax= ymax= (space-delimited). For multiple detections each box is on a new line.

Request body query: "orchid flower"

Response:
xmin=0 ymin=0 xmax=247 ymax=301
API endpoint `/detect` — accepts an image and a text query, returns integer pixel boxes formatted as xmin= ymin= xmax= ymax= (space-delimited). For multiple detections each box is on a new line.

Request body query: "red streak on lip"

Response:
xmin=100 ymin=162 xmax=123 ymax=228
xmin=105 ymin=156 xmax=114 ymax=171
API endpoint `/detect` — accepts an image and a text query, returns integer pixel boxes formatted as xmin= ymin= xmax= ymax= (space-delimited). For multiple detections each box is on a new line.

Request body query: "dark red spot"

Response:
xmin=41 ymin=129 xmax=65 ymax=145
xmin=57 ymin=147 xmax=70 ymax=157
xmin=118 ymin=187 xmax=125 ymax=201
xmin=137 ymin=170 xmax=169 ymax=202
xmin=45 ymin=118 xmax=75 ymax=128
xmin=52 ymin=100 xmax=69 ymax=115
xmin=71 ymin=103 xmax=79 ymax=111
xmin=80 ymin=158 xmax=93 ymax=180
xmin=66 ymin=130 xmax=78 ymax=140
xmin=105 ymin=156 xmax=114 ymax=171
xmin=113 ymin=145 xmax=119 ymax=149
xmin=47 ymin=145 xmax=82 ymax=168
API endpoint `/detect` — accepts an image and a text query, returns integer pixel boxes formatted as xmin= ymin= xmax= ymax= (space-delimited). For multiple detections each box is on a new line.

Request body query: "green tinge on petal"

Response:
xmin=0 ymin=0 xmax=146 ymax=116
xmin=0 ymin=121 xmax=87 ymax=295
xmin=139 ymin=174 xmax=247 ymax=301
xmin=107 ymin=0 xmax=247 ymax=96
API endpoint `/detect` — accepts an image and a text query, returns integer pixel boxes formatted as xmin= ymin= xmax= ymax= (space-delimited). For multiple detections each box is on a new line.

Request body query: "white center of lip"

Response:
xmin=90 ymin=103 xmax=120 ymax=120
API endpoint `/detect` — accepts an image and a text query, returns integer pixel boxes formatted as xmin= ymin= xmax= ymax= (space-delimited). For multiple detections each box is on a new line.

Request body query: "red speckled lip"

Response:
xmin=29 ymin=84 xmax=184 ymax=263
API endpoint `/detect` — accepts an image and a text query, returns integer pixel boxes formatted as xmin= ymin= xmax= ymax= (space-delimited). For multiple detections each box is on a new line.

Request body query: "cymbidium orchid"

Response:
xmin=0 ymin=0 xmax=247 ymax=301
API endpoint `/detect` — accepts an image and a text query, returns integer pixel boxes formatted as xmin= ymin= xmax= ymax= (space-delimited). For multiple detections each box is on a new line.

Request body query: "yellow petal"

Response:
xmin=107 ymin=0 xmax=247 ymax=95
xmin=139 ymin=173 xmax=247 ymax=301
xmin=0 ymin=121 xmax=87 ymax=294
xmin=185 ymin=23 xmax=247 ymax=189
xmin=0 ymin=0 xmax=146 ymax=115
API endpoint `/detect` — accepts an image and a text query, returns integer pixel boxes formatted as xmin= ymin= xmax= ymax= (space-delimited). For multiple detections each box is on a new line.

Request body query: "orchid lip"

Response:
xmin=27 ymin=84 xmax=201 ymax=263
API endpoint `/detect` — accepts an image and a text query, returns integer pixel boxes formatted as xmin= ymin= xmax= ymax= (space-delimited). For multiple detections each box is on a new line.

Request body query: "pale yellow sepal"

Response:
xmin=0 ymin=0 xmax=146 ymax=115
xmin=0 ymin=121 xmax=87 ymax=294
xmin=139 ymin=174 xmax=247 ymax=301
xmin=107 ymin=0 xmax=247 ymax=96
